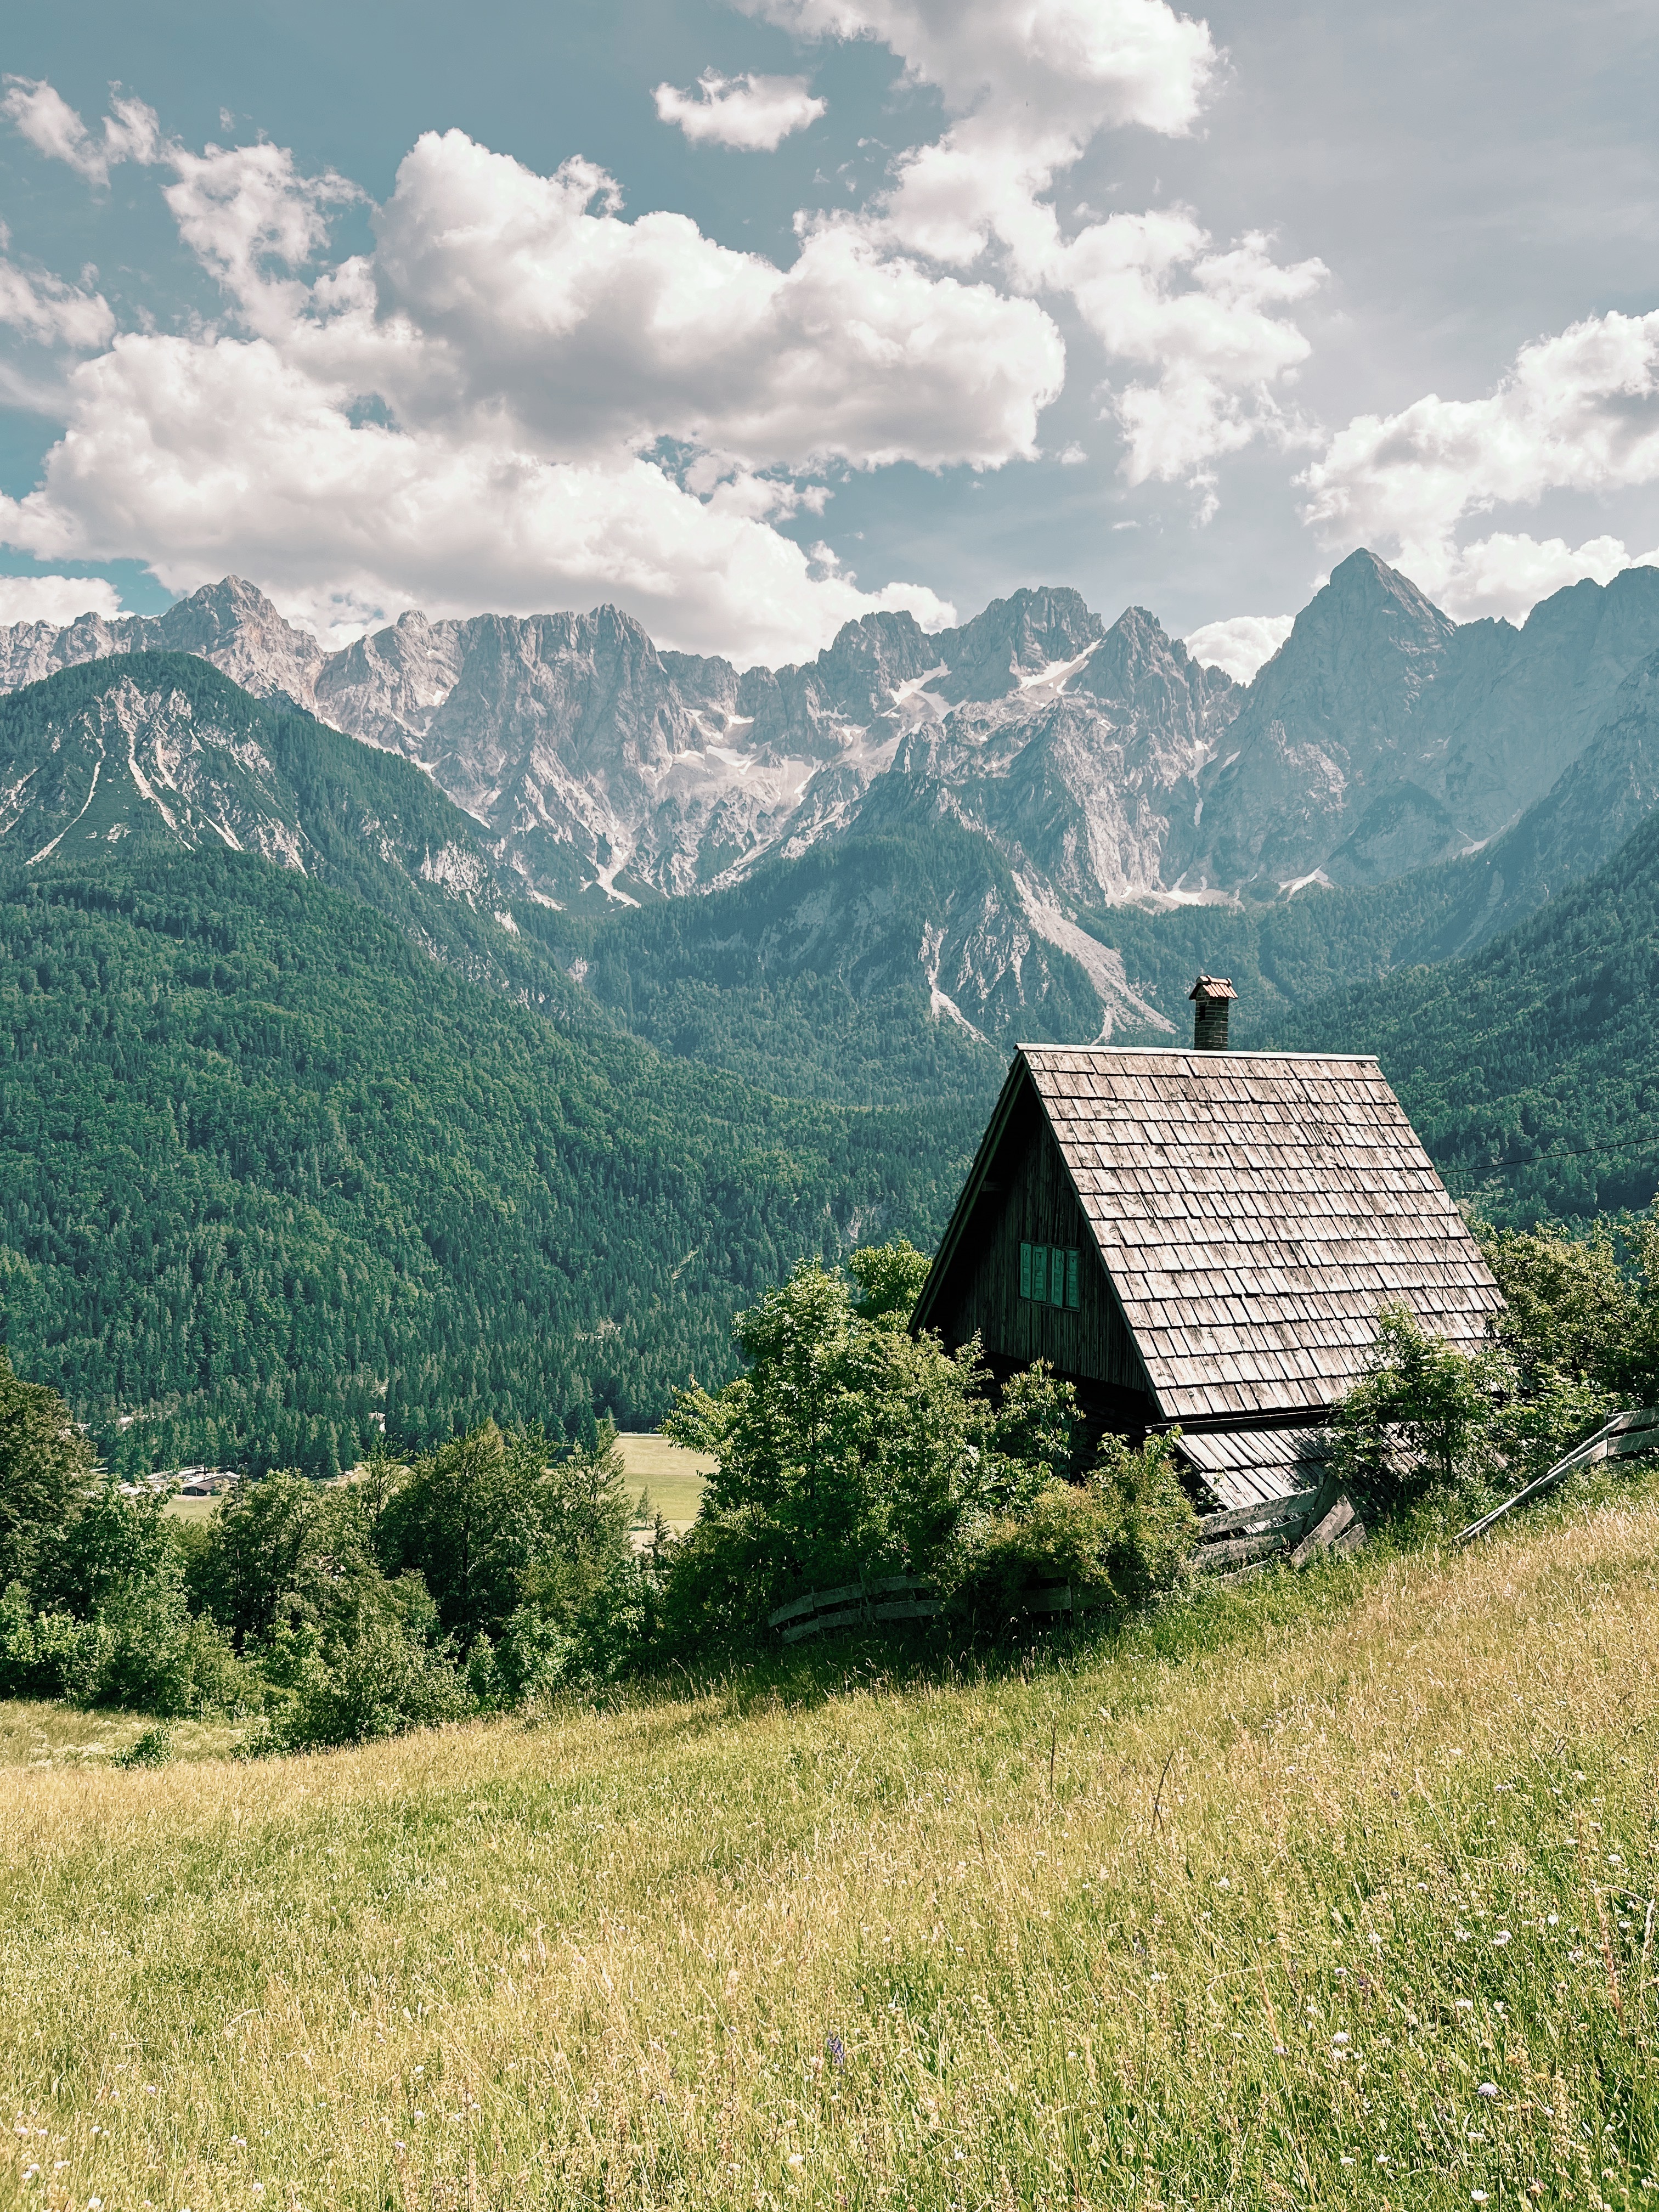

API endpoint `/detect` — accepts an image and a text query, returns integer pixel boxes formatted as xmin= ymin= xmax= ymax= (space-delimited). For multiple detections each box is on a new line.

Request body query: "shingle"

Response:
xmin=1020 ymin=1046 xmax=1503 ymax=1421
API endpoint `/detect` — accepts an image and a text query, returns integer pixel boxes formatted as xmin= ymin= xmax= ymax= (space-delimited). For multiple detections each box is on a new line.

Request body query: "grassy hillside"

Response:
xmin=1283 ymin=799 xmax=1659 ymax=1223
xmin=4 ymin=1488 xmax=1657 ymax=2208
xmin=0 ymin=850 xmax=979 ymax=1470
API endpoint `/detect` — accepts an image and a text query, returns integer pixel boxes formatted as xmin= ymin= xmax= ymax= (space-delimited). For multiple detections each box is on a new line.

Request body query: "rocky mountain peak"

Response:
xmin=154 ymin=578 xmax=327 ymax=705
xmin=936 ymin=585 xmax=1105 ymax=703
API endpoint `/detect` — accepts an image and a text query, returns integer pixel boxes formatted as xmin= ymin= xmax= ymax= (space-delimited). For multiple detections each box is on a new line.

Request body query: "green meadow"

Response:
xmin=3 ymin=1485 xmax=1657 ymax=2212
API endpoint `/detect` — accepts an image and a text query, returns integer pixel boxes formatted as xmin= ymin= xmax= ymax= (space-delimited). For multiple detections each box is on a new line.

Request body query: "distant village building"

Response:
xmin=912 ymin=977 xmax=1503 ymax=1515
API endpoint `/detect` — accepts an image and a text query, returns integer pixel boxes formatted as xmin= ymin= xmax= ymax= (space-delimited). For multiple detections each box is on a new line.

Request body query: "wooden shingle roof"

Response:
xmin=1019 ymin=1045 xmax=1503 ymax=1423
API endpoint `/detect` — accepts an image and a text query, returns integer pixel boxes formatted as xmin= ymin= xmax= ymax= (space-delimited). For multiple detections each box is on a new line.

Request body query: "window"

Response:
xmin=1020 ymin=1242 xmax=1080 ymax=1311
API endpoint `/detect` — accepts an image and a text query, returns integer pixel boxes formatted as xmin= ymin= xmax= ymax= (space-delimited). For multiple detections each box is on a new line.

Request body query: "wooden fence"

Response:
xmin=768 ymin=1480 xmax=1368 ymax=1641
xmin=764 ymin=1409 xmax=1659 ymax=1644
xmin=1455 ymin=1405 xmax=1659 ymax=1544
xmin=1193 ymin=1481 xmax=1365 ymax=1578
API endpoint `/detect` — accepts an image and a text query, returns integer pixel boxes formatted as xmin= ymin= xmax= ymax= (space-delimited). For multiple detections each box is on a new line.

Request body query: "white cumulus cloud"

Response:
xmin=1182 ymin=611 xmax=1291 ymax=684
xmin=5 ymin=93 xmax=1067 ymax=662
xmin=1302 ymin=309 xmax=1659 ymax=613
xmin=0 ymin=572 xmax=123 ymax=625
xmin=368 ymin=131 xmax=1062 ymax=471
xmin=744 ymin=0 xmax=1324 ymax=495
xmin=653 ymin=70 xmax=826 ymax=150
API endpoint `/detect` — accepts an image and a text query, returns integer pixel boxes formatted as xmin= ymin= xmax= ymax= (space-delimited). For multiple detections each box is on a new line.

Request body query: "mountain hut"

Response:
xmin=910 ymin=977 xmax=1504 ymax=1515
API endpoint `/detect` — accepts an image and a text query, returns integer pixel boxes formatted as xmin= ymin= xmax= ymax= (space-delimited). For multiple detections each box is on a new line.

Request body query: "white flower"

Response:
xmin=1473 ymin=2194 xmax=1489 ymax=2204
xmin=1492 ymin=1931 xmax=1511 ymax=1945
xmin=1333 ymin=2032 xmax=1350 ymax=2045
xmin=1570 ymin=1948 xmax=1587 ymax=1963
xmin=1340 ymin=2157 xmax=1355 ymax=2167
xmin=787 ymin=2151 xmax=805 ymax=2169
xmin=1456 ymin=1999 xmax=1475 ymax=2011
xmin=1478 ymin=2083 xmax=1498 ymax=2098
xmin=1548 ymin=1914 xmax=1559 ymax=1925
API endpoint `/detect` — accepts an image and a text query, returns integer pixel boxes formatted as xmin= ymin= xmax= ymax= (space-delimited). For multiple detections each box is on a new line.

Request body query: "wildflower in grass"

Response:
xmin=1333 ymin=2032 xmax=1350 ymax=2045
xmin=1472 ymin=2193 xmax=1489 ymax=2203
xmin=1492 ymin=1930 xmax=1511 ymax=1945
xmin=1478 ymin=2084 xmax=1498 ymax=2098
xmin=787 ymin=2152 xmax=805 ymax=2169
xmin=1456 ymin=1999 xmax=1474 ymax=2011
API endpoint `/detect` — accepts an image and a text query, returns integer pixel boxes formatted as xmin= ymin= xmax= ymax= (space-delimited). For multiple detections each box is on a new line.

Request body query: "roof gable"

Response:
xmin=924 ymin=1045 xmax=1503 ymax=1424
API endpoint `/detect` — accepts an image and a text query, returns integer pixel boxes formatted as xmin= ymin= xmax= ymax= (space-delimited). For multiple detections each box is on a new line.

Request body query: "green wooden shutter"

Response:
xmin=1019 ymin=1242 xmax=1031 ymax=1300
xmin=1066 ymin=1248 xmax=1080 ymax=1310
xmin=1050 ymin=1248 xmax=1064 ymax=1307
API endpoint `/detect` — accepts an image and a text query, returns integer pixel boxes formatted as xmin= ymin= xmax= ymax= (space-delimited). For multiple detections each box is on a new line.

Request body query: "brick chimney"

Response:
xmin=1189 ymin=973 xmax=1237 ymax=1051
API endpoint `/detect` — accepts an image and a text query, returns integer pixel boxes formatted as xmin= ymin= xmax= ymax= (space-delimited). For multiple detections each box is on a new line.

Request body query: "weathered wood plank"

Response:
xmin=1456 ymin=1406 xmax=1659 ymax=1544
xmin=769 ymin=1574 xmax=926 ymax=1628
xmin=1197 ymin=1487 xmax=1322 ymax=1539
xmin=1289 ymin=1493 xmax=1355 ymax=1568
xmin=1199 ymin=1526 xmax=1299 ymax=1570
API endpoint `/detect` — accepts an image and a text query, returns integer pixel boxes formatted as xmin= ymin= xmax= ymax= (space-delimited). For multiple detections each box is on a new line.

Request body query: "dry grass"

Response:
xmin=0 ymin=1701 xmax=245 ymax=1769
xmin=3 ymin=1493 xmax=1658 ymax=2209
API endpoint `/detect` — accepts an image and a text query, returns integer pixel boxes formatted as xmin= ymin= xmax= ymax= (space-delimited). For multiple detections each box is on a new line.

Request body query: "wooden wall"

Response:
xmin=928 ymin=1093 xmax=1153 ymax=1408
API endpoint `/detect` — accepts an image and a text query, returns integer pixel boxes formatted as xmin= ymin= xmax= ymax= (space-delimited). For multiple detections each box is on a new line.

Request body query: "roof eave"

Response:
xmin=911 ymin=1052 xmax=1031 ymax=1340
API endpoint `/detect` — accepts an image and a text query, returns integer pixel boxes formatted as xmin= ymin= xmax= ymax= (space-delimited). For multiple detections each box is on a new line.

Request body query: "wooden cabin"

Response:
xmin=911 ymin=977 xmax=1504 ymax=1514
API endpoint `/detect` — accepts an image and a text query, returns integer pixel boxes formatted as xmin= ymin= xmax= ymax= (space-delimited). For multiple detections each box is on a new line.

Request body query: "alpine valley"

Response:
xmin=7 ymin=545 xmax=1659 ymax=1466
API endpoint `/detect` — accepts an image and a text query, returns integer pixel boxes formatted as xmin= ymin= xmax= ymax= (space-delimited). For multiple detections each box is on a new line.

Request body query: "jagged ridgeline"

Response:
xmin=0 ymin=656 xmax=983 ymax=1474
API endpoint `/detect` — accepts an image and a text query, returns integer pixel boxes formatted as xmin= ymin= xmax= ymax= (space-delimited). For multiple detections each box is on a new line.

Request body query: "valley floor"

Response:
xmin=3 ymin=1494 xmax=1657 ymax=2209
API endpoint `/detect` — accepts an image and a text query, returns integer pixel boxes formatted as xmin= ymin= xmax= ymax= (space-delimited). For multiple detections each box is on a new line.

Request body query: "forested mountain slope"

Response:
xmin=0 ymin=653 xmax=584 ymax=1010
xmin=531 ymin=819 xmax=1163 ymax=1105
xmin=0 ymin=850 xmax=979 ymax=1472
xmin=1283 ymin=803 xmax=1659 ymax=1224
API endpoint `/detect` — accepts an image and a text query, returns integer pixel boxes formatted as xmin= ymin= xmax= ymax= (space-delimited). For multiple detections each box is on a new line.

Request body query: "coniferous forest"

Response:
xmin=0 ymin=849 xmax=983 ymax=1474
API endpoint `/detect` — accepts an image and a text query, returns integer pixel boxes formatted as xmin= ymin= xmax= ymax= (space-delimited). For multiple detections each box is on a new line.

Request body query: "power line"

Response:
xmin=1434 ymin=1129 xmax=1659 ymax=1182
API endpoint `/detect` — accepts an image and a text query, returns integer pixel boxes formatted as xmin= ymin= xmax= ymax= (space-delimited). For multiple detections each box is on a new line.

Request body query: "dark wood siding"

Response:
xmin=929 ymin=1099 xmax=1152 ymax=1403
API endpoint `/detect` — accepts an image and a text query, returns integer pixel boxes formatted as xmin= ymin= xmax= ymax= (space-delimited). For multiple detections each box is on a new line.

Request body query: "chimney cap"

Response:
xmin=1188 ymin=973 xmax=1238 ymax=1003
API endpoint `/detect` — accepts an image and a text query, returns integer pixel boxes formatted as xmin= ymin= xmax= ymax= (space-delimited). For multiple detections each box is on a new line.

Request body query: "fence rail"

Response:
xmin=1193 ymin=1482 xmax=1364 ymax=1576
xmin=1455 ymin=1406 xmax=1659 ymax=1545
xmin=768 ymin=1575 xmax=939 ymax=1644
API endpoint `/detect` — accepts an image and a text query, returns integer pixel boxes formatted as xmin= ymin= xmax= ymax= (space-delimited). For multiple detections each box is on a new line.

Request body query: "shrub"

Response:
xmin=942 ymin=1432 xmax=1197 ymax=1629
xmin=1332 ymin=1305 xmax=1513 ymax=1503
xmin=259 ymin=1606 xmax=467 ymax=1751
xmin=0 ymin=1350 xmax=98 ymax=1589
xmin=662 ymin=1250 xmax=994 ymax=1643
xmin=112 ymin=1723 xmax=172 ymax=1770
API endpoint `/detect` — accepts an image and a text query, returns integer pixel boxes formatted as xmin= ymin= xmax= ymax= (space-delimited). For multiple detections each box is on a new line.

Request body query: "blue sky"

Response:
xmin=2 ymin=0 xmax=1658 ymax=674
